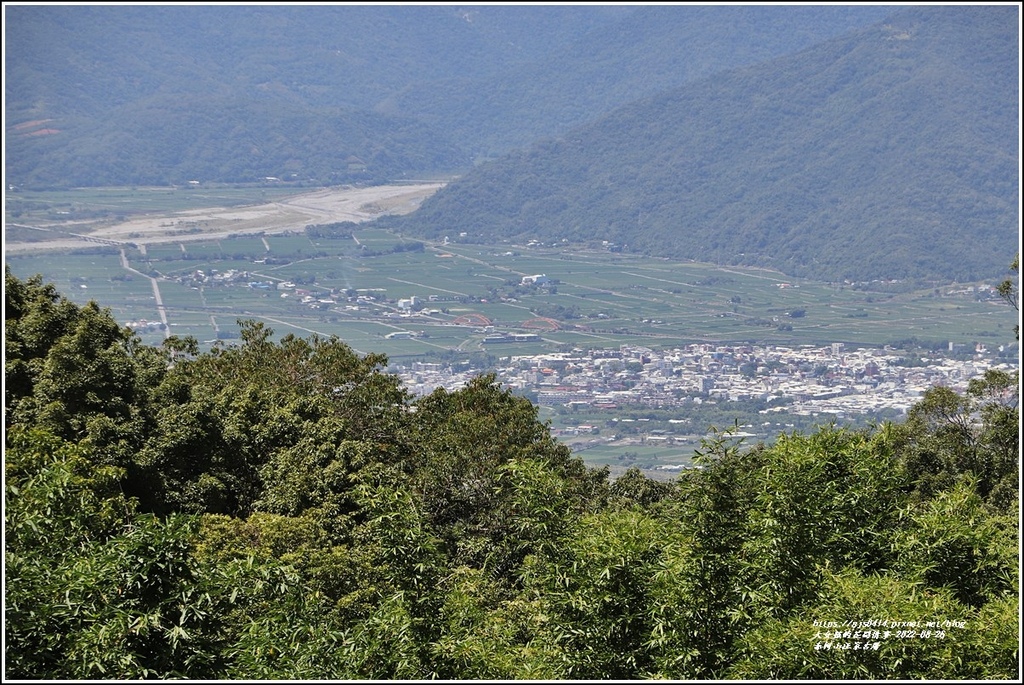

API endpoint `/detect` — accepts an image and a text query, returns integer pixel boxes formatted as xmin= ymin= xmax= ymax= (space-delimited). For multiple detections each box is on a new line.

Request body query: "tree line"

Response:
xmin=4 ymin=266 xmax=1018 ymax=679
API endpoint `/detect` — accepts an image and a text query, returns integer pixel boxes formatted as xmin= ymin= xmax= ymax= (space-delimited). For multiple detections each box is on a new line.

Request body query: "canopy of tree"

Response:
xmin=4 ymin=267 xmax=1018 ymax=679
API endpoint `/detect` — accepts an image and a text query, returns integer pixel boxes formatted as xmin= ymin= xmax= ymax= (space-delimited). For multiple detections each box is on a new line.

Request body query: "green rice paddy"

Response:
xmin=6 ymin=231 xmax=1015 ymax=361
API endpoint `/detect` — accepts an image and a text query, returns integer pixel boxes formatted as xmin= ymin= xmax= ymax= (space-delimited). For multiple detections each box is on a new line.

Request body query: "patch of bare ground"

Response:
xmin=4 ymin=183 xmax=444 ymax=254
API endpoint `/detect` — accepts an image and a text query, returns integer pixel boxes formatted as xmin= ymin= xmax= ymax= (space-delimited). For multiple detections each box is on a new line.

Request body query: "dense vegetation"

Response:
xmin=5 ymin=95 xmax=471 ymax=188
xmin=385 ymin=5 xmax=892 ymax=156
xmin=5 ymin=267 xmax=1018 ymax=679
xmin=390 ymin=6 xmax=1019 ymax=284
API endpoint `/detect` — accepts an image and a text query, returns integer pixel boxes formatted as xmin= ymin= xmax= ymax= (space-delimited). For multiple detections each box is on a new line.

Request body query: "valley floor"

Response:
xmin=4 ymin=182 xmax=445 ymax=254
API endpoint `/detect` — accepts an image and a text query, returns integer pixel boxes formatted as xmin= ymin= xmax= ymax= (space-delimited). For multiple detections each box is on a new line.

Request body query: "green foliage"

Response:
xmin=738 ymin=427 xmax=908 ymax=612
xmin=645 ymin=429 xmax=763 ymax=678
xmin=894 ymin=368 xmax=1019 ymax=509
xmin=645 ymin=421 xmax=1017 ymax=679
xmin=5 ymin=428 xmax=224 ymax=679
xmin=608 ymin=466 xmax=675 ymax=509
xmin=4 ymin=267 xmax=165 ymax=466
xmin=410 ymin=374 xmax=607 ymax=579
xmin=726 ymin=569 xmax=1017 ymax=680
xmin=890 ymin=479 xmax=1017 ymax=608
xmin=133 ymin=319 xmax=413 ymax=517
xmin=396 ymin=7 xmax=1018 ymax=283
xmin=5 ymin=270 xmax=83 ymax=412
xmin=429 ymin=567 xmax=548 ymax=679
xmin=4 ymin=273 xmax=1018 ymax=679
xmin=218 ymin=568 xmax=348 ymax=680
xmin=520 ymin=509 xmax=667 ymax=679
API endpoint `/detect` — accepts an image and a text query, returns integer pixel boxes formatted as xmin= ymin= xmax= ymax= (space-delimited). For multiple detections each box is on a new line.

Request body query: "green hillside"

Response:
xmin=5 ymin=5 xmax=891 ymax=187
xmin=5 ymin=5 xmax=623 ymax=116
xmin=393 ymin=4 xmax=893 ymax=156
xmin=5 ymin=95 xmax=470 ymax=187
xmin=3 ymin=5 xmax=624 ymax=187
xmin=390 ymin=6 xmax=1019 ymax=284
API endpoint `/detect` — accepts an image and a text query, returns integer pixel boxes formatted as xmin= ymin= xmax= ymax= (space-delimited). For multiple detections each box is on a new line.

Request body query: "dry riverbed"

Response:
xmin=4 ymin=183 xmax=444 ymax=254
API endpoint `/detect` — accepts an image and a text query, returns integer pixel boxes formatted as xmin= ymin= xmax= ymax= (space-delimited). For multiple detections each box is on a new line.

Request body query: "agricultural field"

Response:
xmin=5 ymin=230 xmax=1015 ymax=355
xmin=6 ymin=215 xmax=1017 ymax=481
xmin=536 ymin=388 xmax=886 ymax=476
xmin=7 ymin=185 xmax=309 ymax=220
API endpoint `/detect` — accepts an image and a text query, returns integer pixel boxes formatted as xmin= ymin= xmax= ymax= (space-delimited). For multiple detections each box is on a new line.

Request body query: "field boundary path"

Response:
xmin=120 ymin=248 xmax=170 ymax=339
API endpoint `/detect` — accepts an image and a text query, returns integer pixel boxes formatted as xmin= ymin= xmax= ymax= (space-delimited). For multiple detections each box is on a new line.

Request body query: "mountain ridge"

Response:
xmin=386 ymin=5 xmax=1020 ymax=283
xmin=5 ymin=5 xmax=892 ymax=186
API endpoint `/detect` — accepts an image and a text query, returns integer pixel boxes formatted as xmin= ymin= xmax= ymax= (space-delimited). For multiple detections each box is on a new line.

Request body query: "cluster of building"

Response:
xmin=172 ymin=269 xmax=438 ymax=313
xmin=392 ymin=342 xmax=1018 ymax=420
xmin=175 ymin=269 xmax=352 ymax=308
xmin=125 ymin=319 xmax=167 ymax=333
xmin=166 ymin=267 xmax=1017 ymax=423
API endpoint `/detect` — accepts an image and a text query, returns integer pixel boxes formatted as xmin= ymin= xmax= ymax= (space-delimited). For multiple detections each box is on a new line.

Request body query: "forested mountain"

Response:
xmin=4 ymin=5 xmax=625 ymax=116
xmin=5 ymin=4 xmax=889 ymax=187
xmin=5 ymin=94 xmax=472 ymax=187
xmin=389 ymin=5 xmax=1019 ymax=284
xmin=6 ymin=4 xmax=577 ymax=187
xmin=386 ymin=4 xmax=893 ymax=155
xmin=4 ymin=269 xmax=1019 ymax=679
xmin=5 ymin=6 xmax=1016 ymax=282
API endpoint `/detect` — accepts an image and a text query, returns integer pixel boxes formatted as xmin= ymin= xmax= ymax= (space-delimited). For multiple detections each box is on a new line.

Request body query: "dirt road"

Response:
xmin=4 ymin=183 xmax=445 ymax=254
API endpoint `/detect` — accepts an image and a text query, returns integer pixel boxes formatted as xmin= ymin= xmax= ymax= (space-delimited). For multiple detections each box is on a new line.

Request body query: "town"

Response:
xmin=391 ymin=341 xmax=1017 ymax=419
xmin=163 ymin=266 xmax=1018 ymax=428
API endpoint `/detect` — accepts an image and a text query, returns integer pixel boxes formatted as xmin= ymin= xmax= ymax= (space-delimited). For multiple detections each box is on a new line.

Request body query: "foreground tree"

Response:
xmin=4 ymin=272 xmax=1018 ymax=679
xmin=996 ymin=253 xmax=1018 ymax=339
xmin=894 ymin=369 xmax=1018 ymax=510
